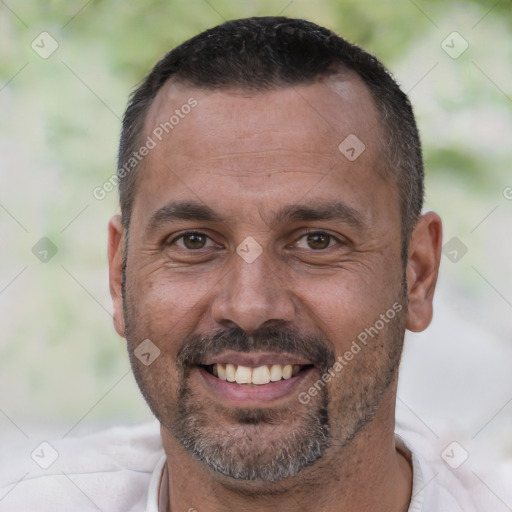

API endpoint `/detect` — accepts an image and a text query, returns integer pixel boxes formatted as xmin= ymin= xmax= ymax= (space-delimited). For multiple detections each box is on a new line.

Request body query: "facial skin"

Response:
xmin=108 ymin=73 xmax=442 ymax=511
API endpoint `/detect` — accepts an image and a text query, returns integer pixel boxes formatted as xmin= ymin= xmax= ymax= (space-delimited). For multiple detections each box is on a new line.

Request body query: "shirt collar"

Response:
xmin=396 ymin=433 xmax=425 ymax=512
xmin=146 ymin=454 xmax=167 ymax=512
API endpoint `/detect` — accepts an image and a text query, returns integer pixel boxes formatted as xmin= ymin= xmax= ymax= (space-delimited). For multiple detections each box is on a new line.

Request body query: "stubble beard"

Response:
xmin=123 ymin=271 xmax=407 ymax=484
xmin=169 ymin=370 xmax=331 ymax=483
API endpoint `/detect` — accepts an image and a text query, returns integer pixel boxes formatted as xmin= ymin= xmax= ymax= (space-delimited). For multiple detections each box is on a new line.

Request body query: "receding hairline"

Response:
xmin=144 ymin=63 xmax=365 ymax=132
xmin=133 ymin=66 xmax=394 ymax=195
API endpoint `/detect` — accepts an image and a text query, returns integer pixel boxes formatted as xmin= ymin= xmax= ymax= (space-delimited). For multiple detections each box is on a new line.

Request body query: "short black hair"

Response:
xmin=118 ymin=16 xmax=424 ymax=260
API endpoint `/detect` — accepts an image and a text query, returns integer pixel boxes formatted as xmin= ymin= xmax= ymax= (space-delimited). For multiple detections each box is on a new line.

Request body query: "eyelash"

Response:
xmin=294 ymin=231 xmax=340 ymax=250
xmin=169 ymin=231 xmax=217 ymax=249
xmin=167 ymin=230 xmax=344 ymax=250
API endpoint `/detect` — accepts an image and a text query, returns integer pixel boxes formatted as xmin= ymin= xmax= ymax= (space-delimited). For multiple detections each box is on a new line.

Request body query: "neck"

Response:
xmin=161 ymin=384 xmax=412 ymax=512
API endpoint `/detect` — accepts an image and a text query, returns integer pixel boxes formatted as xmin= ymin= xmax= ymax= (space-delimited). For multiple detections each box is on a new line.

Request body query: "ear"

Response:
xmin=405 ymin=211 xmax=443 ymax=332
xmin=108 ymin=215 xmax=126 ymax=337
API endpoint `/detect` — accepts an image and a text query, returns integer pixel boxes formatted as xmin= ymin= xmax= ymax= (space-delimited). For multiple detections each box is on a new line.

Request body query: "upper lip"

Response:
xmin=200 ymin=351 xmax=313 ymax=367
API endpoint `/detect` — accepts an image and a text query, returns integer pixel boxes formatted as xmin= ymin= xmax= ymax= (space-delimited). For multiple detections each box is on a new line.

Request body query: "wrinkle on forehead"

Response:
xmin=137 ymin=71 xmax=389 ymax=206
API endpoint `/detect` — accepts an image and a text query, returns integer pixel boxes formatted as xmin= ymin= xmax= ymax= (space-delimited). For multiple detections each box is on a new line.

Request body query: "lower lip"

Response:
xmin=196 ymin=366 xmax=314 ymax=405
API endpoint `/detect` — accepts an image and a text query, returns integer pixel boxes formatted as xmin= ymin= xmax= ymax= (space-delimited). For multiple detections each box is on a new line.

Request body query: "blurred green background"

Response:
xmin=1 ymin=0 xmax=511 ymax=444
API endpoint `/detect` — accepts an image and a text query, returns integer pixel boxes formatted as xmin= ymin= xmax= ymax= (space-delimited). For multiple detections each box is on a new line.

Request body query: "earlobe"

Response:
xmin=108 ymin=215 xmax=126 ymax=337
xmin=405 ymin=211 xmax=443 ymax=332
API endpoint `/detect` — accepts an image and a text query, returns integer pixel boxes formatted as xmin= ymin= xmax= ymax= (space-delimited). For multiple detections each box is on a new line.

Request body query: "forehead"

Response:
xmin=144 ymin=72 xmax=379 ymax=158
xmin=131 ymin=74 xmax=396 ymax=232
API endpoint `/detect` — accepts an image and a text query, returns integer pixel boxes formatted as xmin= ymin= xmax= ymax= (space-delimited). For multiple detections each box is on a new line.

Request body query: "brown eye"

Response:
xmin=307 ymin=233 xmax=331 ymax=250
xmin=296 ymin=232 xmax=337 ymax=250
xmin=175 ymin=232 xmax=211 ymax=249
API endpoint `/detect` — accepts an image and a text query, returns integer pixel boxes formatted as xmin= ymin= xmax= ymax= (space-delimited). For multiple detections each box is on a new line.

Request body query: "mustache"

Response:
xmin=177 ymin=326 xmax=336 ymax=370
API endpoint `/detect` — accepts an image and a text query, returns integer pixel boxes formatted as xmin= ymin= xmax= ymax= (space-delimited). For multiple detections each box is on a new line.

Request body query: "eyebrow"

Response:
xmin=147 ymin=200 xmax=223 ymax=234
xmin=146 ymin=199 xmax=367 ymax=235
xmin=274 ymin=201 xmax=366 ymax=229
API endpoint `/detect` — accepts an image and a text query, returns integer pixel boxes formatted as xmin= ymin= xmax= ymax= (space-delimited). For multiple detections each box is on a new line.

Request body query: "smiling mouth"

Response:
xmin=201 ymin=363 xmax=314 ymax=386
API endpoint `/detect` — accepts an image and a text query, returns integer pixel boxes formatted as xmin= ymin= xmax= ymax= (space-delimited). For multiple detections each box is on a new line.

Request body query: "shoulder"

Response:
xmin=396 ymin=421 xmax=511 ymax=512
xmin=0 ymin=421 xmax=164 ymax=512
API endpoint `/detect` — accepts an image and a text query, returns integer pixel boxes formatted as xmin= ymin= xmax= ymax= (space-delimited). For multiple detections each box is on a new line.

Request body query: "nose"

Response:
xmin=210 ymin=250 xmax=295 ymax=332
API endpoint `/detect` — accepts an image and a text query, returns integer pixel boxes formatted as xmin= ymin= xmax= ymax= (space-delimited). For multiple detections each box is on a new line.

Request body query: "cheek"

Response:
xmin=125 ymin=266 xmax=217 ymax=350
xmin=129 ymin=348 xmax=184 ymax=424
xmin=292 ymin=270 xmax=401 ymax=345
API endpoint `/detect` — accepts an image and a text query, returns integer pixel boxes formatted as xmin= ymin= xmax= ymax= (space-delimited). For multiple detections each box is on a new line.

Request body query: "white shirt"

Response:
xmin=0 ymin=421 xmax=505 ymax=511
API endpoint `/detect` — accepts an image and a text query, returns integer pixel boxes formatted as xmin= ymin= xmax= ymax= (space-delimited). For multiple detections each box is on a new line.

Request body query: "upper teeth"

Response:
xmin=213 ymin=363 xmax=300 ymax=385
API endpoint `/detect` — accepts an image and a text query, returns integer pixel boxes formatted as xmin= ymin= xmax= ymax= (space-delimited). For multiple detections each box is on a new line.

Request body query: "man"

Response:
xmin=0 ymin=16 xmax=491 ymax=512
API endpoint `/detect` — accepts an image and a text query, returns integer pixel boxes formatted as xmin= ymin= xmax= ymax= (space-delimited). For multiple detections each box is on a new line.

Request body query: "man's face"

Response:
xmin=116 ymin=75 xmax=408 ymax=482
